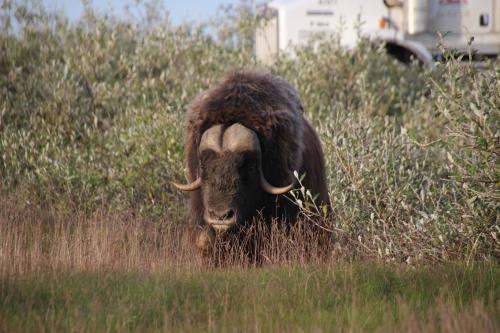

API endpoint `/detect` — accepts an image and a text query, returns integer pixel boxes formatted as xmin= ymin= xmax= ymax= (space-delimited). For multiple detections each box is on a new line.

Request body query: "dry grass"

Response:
xmin=0 ymin=196 xmax=338 ymax=274
xmin=1 ymin=193 xmax=497 ymax=274
xmin=0 ymin=198 xmax=197 ymax=275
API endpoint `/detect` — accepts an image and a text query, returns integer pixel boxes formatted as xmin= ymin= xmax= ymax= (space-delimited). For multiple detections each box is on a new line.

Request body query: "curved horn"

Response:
xmin=260 ymin=174 xmax=293 ymax=195
xmin=172 ymin=177 xmax=201 ymax=191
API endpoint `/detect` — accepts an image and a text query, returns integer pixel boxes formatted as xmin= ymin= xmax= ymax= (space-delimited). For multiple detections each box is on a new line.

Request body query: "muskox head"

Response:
xmin=174 ymin=123 xmax=292 ymax=232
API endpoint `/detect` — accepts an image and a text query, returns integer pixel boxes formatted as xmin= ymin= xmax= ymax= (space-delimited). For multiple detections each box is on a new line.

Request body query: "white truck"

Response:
xmin=255 ymin=0 xmax=500 ymax=65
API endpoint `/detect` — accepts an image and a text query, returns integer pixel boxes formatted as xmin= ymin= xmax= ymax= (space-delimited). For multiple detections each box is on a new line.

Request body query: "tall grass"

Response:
xmin=0 ymin=0 xmax=498 ymax=265
xmin=0 ymin=196 xmax=339 ymax=273
xmin=1 ymin=198 xmax=499 ymax=332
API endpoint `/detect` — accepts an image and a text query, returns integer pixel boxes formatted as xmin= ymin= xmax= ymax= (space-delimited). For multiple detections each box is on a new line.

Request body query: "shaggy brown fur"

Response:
xmin=183 ymin=71 xmax=330 ymax=227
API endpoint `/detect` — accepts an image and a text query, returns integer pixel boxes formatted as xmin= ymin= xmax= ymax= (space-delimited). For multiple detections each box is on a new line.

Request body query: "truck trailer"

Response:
xmin=255 ymin=0 xmax=500 ymax=65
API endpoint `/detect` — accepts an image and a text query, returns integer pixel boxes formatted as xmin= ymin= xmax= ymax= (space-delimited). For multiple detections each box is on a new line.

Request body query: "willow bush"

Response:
xmin=0 ymin=1 xmax=498 ymax=262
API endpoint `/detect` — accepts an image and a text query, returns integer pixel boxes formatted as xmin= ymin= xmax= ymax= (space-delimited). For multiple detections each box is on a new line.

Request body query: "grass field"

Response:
xmin=0 ymin=1 xmax=498 ymax=332
xmin=1 ymin=204 xmax=498 ymax=332
xmin=1 ymin=264 xmax=498 ymax=332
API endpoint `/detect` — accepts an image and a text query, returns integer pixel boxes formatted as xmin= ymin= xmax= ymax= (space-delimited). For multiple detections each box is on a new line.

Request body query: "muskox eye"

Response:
xmin=240 ymin=153 xmax=259 ymax=174
xmin=199 ymin=164 xmax=208 ymax=179
xmin=245 ymin=164 xmax=256 ymax=174
xmin=200 ymin=149 xmax=217 ymax=164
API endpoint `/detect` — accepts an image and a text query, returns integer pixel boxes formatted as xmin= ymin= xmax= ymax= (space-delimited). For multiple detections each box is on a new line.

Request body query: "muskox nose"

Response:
xmin=208 ymin=208 xmax=235 ymax=221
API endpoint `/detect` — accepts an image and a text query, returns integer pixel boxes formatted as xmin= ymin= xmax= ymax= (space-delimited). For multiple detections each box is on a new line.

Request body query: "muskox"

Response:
xmin=174 ymin=71 xmax=330 ymax=252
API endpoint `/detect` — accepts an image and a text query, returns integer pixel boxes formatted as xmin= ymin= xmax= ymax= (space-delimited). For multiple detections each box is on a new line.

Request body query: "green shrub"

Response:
xmin=0 ymin=1 xmax=497 ymax=261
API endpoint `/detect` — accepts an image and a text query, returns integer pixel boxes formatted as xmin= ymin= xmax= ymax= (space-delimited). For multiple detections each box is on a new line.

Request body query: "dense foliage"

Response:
xmin=0 ymin=1 xmax=498 ymax=262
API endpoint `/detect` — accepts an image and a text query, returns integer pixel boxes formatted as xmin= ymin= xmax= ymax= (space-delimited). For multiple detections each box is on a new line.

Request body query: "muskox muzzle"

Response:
xmin=173 ymin=123 xmax=293 ymax=231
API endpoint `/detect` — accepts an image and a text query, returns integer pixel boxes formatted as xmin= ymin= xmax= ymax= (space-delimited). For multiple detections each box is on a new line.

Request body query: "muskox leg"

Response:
xmin=192 ymin=225 xmax=266 ymax=267
xmin=195 ymin=225 xmax=216 ymax=254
